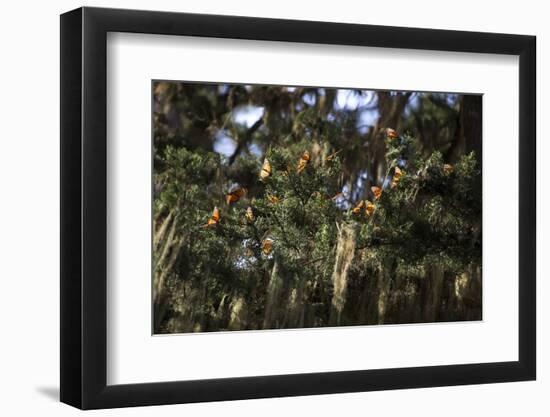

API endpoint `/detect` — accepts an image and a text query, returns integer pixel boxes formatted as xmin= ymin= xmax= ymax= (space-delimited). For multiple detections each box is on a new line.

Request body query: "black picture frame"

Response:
xmin=60 ymin=6 xmax=536 ymax=410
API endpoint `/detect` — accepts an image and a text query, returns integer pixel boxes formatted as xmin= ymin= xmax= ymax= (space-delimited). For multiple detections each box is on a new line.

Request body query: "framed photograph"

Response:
xmin=60 ymin=7 xmax=536 ymax=409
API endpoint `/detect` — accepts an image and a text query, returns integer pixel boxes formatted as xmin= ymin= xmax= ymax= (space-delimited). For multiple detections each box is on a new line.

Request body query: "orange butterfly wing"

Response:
xmin=260 ymin=158 xmax=272 ymax=180
xmin=331 ymin=192 xmax=344 ymax=201
xmin=352 ymin=200 xmax=365 ymax=214
xmin=365 ymin=200 xmax=376 ymax=217
xmin=385 ymin=128 xmax=399 ymax=139
xmin=262 ymin=238 xmax=274 ymax=255
xmin=371 ymin=186 xmax=382 ymax=200
xmin=267 ymin=194 xmax=280 ymax=204
xmin=204 ymin=206 xmax=220 ymax=227
xmin=226 ymin=187 xmax=247 ymax=205
xmin=297 ymin=150 xmax=310 ymax=173
xmin=326 ymin=149 xmax=342 ymax=162
xmin=391 ymin=167 xmax=403 ymax=188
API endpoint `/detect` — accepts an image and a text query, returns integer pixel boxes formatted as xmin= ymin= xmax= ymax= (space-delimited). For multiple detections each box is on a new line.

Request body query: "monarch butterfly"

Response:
xmin=260 ymin=158 xmax=272 ymax=180
xmin=203 ymin=206 xmax=220 ymax=228
xmin=352 ymin=200 xmax=365 ymax=215
xmin=371 ymin=186 xmax=382 ymax=200
xmin=331 ymin=192 xmax=344 ymax=201
xmin=245 ymin=206 xmax=255 ymax=222
xmin=261 ymin=238 xmax=274 ymax=255
xmin=297 ymin=150 xmax=310 ymax=174
xmin=326 ymin=149 xmax=342 ymax=162
xmin=391 ymin=166 xmax=403 ymax=188
xmin=226 ymin=186 xmax=247 ymax=205
xmin=365 ymin=200 xmax=376 ymax=217
xmin=385 ymin=128 xmax=399 ymax=140
xmin=443 ymin=164 xmax=453 ymax=175
xmin=267 ymin=194 xmax=280 ymax=204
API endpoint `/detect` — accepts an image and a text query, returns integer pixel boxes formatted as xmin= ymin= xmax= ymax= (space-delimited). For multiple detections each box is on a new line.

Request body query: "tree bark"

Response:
xmin=424 ymin=264 xmax=444 ymax=322
xmin=448 ymin=95 xmax=482 ymax=167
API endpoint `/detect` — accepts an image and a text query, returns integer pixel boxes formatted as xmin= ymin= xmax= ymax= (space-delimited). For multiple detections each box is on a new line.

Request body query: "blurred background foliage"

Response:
xmin=153 ymin=81 xmax=482 ymax=333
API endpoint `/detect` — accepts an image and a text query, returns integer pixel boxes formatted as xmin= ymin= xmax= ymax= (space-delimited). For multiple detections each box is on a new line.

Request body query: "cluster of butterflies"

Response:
xmin=259 ymin=149 xmax=311 ymax=180
xmin=202 ymin=148 xmax=327 ymax=255
xmin=352 ymin=161 xmax=403 ymax=218
xmin=202 ymin=186 xmax=247 ymax=228
xmin=202 ymin=128 xmax=453 ymax=253
xmin=203 ymin=149 xmax=312 ymax=229
xmin=204 ymin=199 xmax=273 ymax=254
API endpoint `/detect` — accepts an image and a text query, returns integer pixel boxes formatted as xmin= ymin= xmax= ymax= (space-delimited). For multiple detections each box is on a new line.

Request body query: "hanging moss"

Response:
xmin=330 ymin=223 xmax=356 ymax=325
xmin=153 ymin=82 xmax=482 ymax=333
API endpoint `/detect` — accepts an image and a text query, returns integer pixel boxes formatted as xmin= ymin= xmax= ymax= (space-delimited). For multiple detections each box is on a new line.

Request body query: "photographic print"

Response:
xmin=152 ymin=81 xmax=482 ymax=334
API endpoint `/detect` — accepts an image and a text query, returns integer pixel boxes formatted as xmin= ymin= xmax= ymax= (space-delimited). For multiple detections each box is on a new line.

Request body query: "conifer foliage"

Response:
xmin=153 ymin=82 xmax=482 ymax=333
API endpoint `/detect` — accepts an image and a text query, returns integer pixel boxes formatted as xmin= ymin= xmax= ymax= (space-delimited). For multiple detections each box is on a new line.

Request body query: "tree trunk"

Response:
xmin=448 ymin=95 xmax=482 ymax=168
xmin=424 ymin=264 xmax=444 ymax=322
